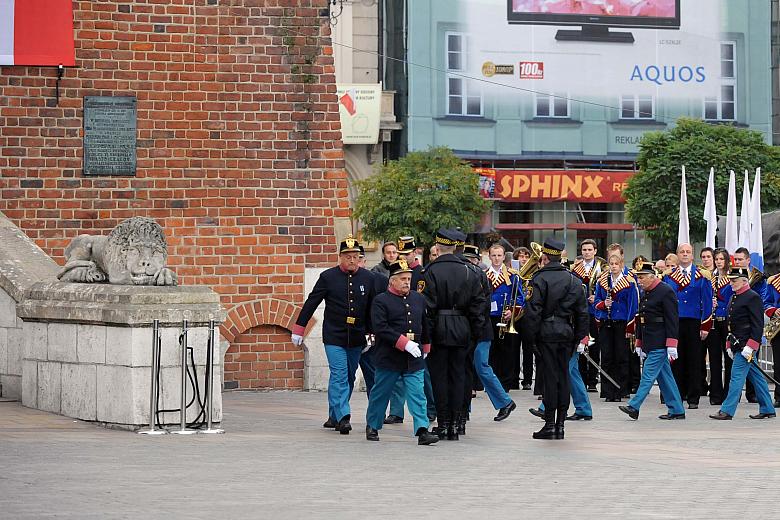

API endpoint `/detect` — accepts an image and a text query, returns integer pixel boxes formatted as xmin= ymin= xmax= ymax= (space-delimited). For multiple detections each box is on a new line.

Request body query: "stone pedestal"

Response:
xmin=17 ymin=282 xmax=225 ymax=429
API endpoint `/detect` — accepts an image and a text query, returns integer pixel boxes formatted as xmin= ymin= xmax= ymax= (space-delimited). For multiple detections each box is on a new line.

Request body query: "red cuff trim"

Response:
xmin=767 ymin=307 xmax=777 ymax=318
xmin=625 ymin=319 xmax=635 ymax=335
xmin=726 ymin=341 xmax=731 ymax=350
xmin=395 ymin=335 xmax=410 ymax=351
xmin=635 ymin=338 xmax=642 ymax=347
xmin=581 ymin=336 xmax=590 ymax=345
xmin=700 ymin=317 xmax=712 ymax=332
xmin=423 ymin=343 xmax=431 ymax=354
xmin=747 ymin=338 xmax=760 ymax=350
xmin=595 ymin=301 xmax=606 ymax=311
xmin=292 ymin=324 xmax=306 ymax=336
xmin=666 ymin=338 xmax=678 ymax=348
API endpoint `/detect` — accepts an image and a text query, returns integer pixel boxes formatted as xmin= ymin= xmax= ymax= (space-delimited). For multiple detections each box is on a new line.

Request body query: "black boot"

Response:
xmin=533 ymin=410 xmax=556 ymax=439
xmin=436 ymin=412 xmax=449 ymax=440
xmin=456 ymin=414 xmax=466 ymax=436
xmin=416 ymin=427 xmax=440 ymax=445
xmin=365 ymin=425 xmax=379 ymax=441
xmin=448 ymin=412 xmax=460 ymax=441
xmin=337 ymin=414 xmax=352 ymax=435
xmin=554 ymin=408 xmax=566 ymax=440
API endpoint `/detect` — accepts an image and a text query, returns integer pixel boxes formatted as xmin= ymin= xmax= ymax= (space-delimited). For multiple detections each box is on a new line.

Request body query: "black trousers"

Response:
xmin=463 ymin=343 xmax=477 ymax=415
xmin=489 ymin=316 xmax=519 ymax=391
xmin=672 ymin=318 xmax=703 ymax=405
xmin=520 ymin=315 xmax=535 ymax=386
xmin=428 ymin=344 xmax=467 ymax=420
xmin=578 ymin=315 xmax=600 ymax=387
xmin=628 ymin=345 xmax=641 ymax=391
xmin=773 ymin=335 xmax=780 ymax=401
xmin=540 ymin=342 xmax=571 ymax=420
xmin=598 ymin=320 xmax=628 ymax=399
xmin=706 ymin=319 xmax=732 ymax=403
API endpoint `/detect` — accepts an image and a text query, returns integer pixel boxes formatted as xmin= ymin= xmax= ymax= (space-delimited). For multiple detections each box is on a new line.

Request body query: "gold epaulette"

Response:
xmin=661 ymin=268 xmax=673 ymax=277
xmin=749 ymin=266 xmax=765 ymax=287
xmin=698 ymin=267 xmax=712 ymax=281
xmin=508 ymin=267 xmax=520 ymax=275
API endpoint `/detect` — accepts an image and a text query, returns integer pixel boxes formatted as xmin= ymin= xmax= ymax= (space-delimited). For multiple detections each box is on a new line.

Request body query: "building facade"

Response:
xmin=405 ymin=0 xmax=773 ymax=257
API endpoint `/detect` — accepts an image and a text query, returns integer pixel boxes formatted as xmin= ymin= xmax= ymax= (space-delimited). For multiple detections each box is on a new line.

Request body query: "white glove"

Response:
xmin=405 ymin=341 xmax=422 ymax=358
xmin=423 ymin=352 xmax=428 ymax=360
xmin=667 ymin=347 xmax=678 ymax=361
xmin=291 ymin=334 xmax=303 ymax=346
xmin=577 ymin=343 xmax=585 ymax=354
xmin=741 ymin=346 xmax=754 ymax=361
xmin=635 ymin=347 xmax=646 ymax=360
xmin=727 ymin=348 xmax=734 ymax=360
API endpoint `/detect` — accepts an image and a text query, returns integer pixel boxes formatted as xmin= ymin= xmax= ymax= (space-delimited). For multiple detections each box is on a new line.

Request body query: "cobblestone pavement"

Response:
xmin=1 ymin=388 xmax=779 ymax=519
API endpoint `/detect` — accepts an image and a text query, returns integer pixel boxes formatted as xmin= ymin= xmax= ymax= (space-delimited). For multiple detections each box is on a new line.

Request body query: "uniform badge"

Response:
xmin=417 ymin=280 xmax=425 ymax=293
xmin=360 ymin=284 xmax=365 ymax=295
xmin=399 ymin=259 xmax=409 ymax=270
xmin=345 ymin=236 xmax=356 ymax=249
xmin=526 ymin=286 xmax=533 ymax=299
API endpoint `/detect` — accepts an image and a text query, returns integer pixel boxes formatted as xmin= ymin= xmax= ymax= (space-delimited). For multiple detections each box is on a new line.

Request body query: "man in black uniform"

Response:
xmin=422 ymin=228 xmax=487 ymax=440
xmin=524 ymin=238 xmax=589 ymax=440
xmin=292 ymin=235 xmax=376 ymax=435
xmin=365 ymin=259 xmax=440 ymax=445
xmin=710 ymin=267 xmax=776 ymax=420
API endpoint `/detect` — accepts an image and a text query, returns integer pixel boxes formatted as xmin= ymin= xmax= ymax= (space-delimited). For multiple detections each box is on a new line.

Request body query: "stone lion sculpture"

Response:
xmin=57 ymin=217 xmax=177 ymax=286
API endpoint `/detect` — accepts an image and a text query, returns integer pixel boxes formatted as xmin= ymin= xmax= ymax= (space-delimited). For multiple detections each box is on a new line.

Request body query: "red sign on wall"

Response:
xmin=490 ymin=170 xmax=634 ymax=203
xmin=518 ymin=61 xmax=544 ymax=79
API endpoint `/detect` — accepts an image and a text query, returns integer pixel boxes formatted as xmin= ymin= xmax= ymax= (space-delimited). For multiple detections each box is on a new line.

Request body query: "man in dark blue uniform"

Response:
xmin=710 ymin=267 xmax=776 ymax=420
xmin=524 ymin=238 xmax=589 ymax=440
xmin=292 ymin=235 xmax=376 ymax=435
xmin=620 ymin=262 xmax=686 ymax=421
xmin=365 ymin=259 xmax=440 ymax=445
xmin=422 ymin=228 xmax=487 ymax=440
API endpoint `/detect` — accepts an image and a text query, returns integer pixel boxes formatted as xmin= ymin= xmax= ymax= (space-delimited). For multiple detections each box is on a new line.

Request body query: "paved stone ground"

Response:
xmin=1 ymin=388 xmax=779 ymax=519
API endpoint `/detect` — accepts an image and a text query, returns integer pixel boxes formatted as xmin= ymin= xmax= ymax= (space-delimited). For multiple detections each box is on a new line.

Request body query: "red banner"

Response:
xmin=490 ymin=169 xmax=634 ymax=203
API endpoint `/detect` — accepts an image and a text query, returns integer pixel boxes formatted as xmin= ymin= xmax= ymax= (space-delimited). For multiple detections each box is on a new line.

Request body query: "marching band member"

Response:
xmin=706 ymin=248 xmax=733 ymax=405
xmin=765 ymin=252 xmax=780 ymax=408
xmin=662 ymin=243 xmax=713 ymax=409
xmin=620 ymin=262 xmax=685 ymax=421
xmin=709 ymin=267 xmax=776 ymax=420
xmin=594 ymin=253 xmax=639 ymax=402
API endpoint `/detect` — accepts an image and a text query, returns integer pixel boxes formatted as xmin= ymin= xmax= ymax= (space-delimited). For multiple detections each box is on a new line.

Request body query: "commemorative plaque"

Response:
xmin=83 ymin=96 xmax=137 ymax=176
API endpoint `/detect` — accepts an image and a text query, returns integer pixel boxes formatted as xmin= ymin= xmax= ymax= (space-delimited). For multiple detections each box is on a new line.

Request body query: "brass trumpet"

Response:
xmin=497 ymin=275 xmax=521 ymax=339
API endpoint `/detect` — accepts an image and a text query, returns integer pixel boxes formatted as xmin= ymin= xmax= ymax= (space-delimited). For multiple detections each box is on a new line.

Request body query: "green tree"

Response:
xmin=353 ymin=147 xmax=491 ymax=246
xmin=624 ymin=118 xmax=780 ymax=243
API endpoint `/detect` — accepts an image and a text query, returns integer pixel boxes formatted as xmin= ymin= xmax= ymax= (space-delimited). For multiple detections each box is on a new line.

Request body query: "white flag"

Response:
xmin=749 ymin=168 xmax=764 ymax=270
xmin=737 ymin=170 xmax=751 ymax=249
xmin=725 ymin=170 xmax=738 ymax=253
xmin=703 ymin=167 xmax=717 ymax=249
xmin=677 ymin=165 xmax=690 ymax=246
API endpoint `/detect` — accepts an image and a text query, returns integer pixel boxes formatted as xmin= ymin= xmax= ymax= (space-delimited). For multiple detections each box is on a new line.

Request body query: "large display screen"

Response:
xmin=508 ymin=0 xmax=680 ymax=28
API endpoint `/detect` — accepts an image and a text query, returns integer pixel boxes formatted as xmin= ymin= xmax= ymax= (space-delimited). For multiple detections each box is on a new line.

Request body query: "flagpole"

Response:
xmin=677 ymin=165 xmax=690 ymax=246
xmin=703 ymin=167 xmax=717 ymax=249
xmin=725 ymin=170 xmax=738 ymax=253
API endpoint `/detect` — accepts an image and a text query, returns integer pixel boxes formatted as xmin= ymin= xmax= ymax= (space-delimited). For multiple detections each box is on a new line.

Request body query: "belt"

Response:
xmin=639 ymin=317 xmax=664 ymax=324
xmin=439 ymin=310 xmax=465 ymax=317
xmin=715 ymin=316 xmax=727 ymax=322
xmin=406 ymin=332 xmax=416 ymax=341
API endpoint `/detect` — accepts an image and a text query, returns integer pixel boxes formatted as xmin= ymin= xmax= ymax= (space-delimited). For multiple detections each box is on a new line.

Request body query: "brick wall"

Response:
xmin=224 ymin=324 xmax=304 ymax=389
xmin=0 ymin=0 xmax=348 ymax=389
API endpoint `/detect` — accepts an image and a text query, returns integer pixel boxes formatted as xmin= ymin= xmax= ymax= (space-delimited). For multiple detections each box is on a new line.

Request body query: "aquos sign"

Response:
xmin=463 ymin=0 xmax=725 ymax=99
xmin=479 ymin=169 xmax=634 ymax=203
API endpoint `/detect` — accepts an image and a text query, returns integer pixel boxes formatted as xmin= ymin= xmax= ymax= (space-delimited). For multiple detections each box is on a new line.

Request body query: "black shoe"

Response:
xmin=605 ymin=397 xmax=621 ymax=403
xmin=456 ymin=417 xmax=466 ymax=436
xmin=436 ymin=420 xmax=449 ymax=440
xmin=774 ymin=400 xmax=780 ymax=409
xmin=522 ymin=383 xmax=532 ymax=390
xmin=587 ymin=385 xmax=598 ymax=393
xmin=658 ymin=413 xmax=685 ymax=420
xmin=631 ymin=387 xmax=639 ymax=394
xmin=709 ymin=399 xmax=723 ymax=406
xmin=688 ymin=403 xmax=698 ymax=410
xmin=365 ymin=426 xmax=379 ymax=441
xmin=529 ymin=407 xmax=545 ymax=419
xmin=337 ymin=415 xmax=352 ymax=435
xmin=323 ymin=417 xmax=337 ymax=429
xmin=533 ymin=422 xmax=557 ymax=440
xmin=537 ymin=395 xmax=543 ymax=400
xmin=749 ymin=412 xmax=776 ymax=419
xmin=709 ymin=411 xmax=733 ymax=420
xmin=416 ymin=427 xmax=440 ymax=445
xmin=566 ymin=413 xmax=593 ymax=421
xmin=494 ymin=401 xmax=517 ymax=421
xmin=554 ymin=424 xmax=564 ymax=440
xmin=619 ymin=405 xmax=639 ymax=420
xmin=383 ymin=415 xmax=403 ymax=425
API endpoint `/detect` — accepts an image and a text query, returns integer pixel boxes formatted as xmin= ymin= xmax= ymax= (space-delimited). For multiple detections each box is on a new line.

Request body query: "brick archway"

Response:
xmin=221 ymin=299 xmax=314 ymax=390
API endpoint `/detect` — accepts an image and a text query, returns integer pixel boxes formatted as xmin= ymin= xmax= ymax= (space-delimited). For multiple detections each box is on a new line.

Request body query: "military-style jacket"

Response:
xmin=485 ymin=264 xmax=525 ymax=319
xmin=727 ymin=285 xmax=764 ymax=352
xmin=293 ymin=266 xmax=375 ymax=348
xmin=713 ymin=272 xmax=732 ymax=319
xmin=524 ymin=262 xmax=589 ymax=346
xmin=570 ymin=258 xmax=607 ymax=316
xmin=635 ymin=279 xmax=678 ymax=352
xmin=765 ymin=274 xmax=780 ymax=317
xmin=371 ymin=288 xmax=430 ymax=373
xmin=662 ymin=264 xmax=713 ymax=332
xmin=593 ymin=270 xmax=639 ymax=334
xmin=420 ymin=253 xmax=486 ymax=347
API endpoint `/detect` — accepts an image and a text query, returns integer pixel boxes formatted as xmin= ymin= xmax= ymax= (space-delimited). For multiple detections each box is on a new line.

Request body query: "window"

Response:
xmin=446 ymin=32 xmax=482 ymax=116
xmin=535 ymin=93 xmax=569 ymax=118
xmin=704 ymin=42 xmax=736 ymax=121
xmin=620 ymin=95 xmax=654 ymax=119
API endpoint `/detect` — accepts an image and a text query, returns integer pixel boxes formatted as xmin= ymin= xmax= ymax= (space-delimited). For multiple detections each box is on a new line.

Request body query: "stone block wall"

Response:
xmin=0 ymin=290 xmax=24 ymax=399
xmin=0 ymin=0 xmax=350 ymax=390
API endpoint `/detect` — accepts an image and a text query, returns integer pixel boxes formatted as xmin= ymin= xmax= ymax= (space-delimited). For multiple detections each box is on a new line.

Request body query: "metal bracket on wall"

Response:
xmin=55 ymin=64 xmax=64 ymax=106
